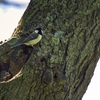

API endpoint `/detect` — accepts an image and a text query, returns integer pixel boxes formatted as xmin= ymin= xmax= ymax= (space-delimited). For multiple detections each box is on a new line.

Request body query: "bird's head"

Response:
xmin=35 ymin=27 xmax=43 ymax=35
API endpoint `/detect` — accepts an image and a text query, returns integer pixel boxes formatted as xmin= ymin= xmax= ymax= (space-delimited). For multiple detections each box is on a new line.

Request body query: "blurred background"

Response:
xmin=0 ymin=0 xmax=100 ymax=100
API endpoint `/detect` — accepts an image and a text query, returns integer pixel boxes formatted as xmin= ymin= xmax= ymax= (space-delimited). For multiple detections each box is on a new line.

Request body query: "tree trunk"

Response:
xmin=0 ymin=0 xmax=100 ymax=100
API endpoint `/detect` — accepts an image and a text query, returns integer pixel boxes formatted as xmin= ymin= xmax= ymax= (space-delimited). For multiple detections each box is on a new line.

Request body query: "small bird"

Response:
xmin=11 ymin=27 xmax=43 ymax=48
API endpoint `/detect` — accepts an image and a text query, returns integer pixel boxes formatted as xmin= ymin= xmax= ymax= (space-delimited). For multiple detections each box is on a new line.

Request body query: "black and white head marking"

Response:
xmin=35 ymin=27 xmax=43 ymax=35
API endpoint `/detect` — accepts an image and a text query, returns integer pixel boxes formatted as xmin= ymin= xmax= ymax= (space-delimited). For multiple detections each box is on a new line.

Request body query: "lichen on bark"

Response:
xmin=0 ymin=0 xmax=100 ymax=100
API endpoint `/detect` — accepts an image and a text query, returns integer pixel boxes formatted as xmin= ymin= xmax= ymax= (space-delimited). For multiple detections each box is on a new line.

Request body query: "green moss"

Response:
xmin=51 ymin=37 xmax=60 ymax=46
xmin=48 ymin=23 xmax=53 ymax=28
xmin=50 ymin=55 xmax=58 ymax=63
xmin=7 ymin=37 xmax=19 ymax=45
xmin=46 ymin=16 xmax=50 ymax=21
xmin=54 ymin=31 xmax=64 ymax=38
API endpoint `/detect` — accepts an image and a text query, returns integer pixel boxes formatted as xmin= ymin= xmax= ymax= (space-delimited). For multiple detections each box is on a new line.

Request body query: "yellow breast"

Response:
xmin=24 ymin=35 xmax=42 ymax=46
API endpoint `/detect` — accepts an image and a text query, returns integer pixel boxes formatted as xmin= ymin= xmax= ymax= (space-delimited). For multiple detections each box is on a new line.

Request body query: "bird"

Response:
xmin=11 ymin=27 xmax=43 ymax=48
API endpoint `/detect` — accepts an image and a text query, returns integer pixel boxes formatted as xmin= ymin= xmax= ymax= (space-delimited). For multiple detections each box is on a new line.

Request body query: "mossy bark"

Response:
xmin=0 ymin=0 xmax=100 ymax=100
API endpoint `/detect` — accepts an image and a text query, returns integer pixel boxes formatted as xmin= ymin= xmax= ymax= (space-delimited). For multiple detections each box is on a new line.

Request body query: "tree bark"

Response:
xmin=0 ymin=0 xmax=100 ymax=100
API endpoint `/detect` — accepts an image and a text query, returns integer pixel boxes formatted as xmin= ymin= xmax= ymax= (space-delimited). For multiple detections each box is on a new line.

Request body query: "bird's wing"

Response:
xmin=23 ymin=33 xmax=38 ymax=43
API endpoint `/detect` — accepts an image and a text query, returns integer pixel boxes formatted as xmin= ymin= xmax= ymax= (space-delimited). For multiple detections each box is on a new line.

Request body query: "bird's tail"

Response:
xmin=11 ymin=43 xmax=22 ymax=48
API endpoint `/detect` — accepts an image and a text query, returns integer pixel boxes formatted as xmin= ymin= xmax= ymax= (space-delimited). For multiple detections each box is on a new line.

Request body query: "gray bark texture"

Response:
xmin=0 ymin=0 xmax=100 ymax=100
